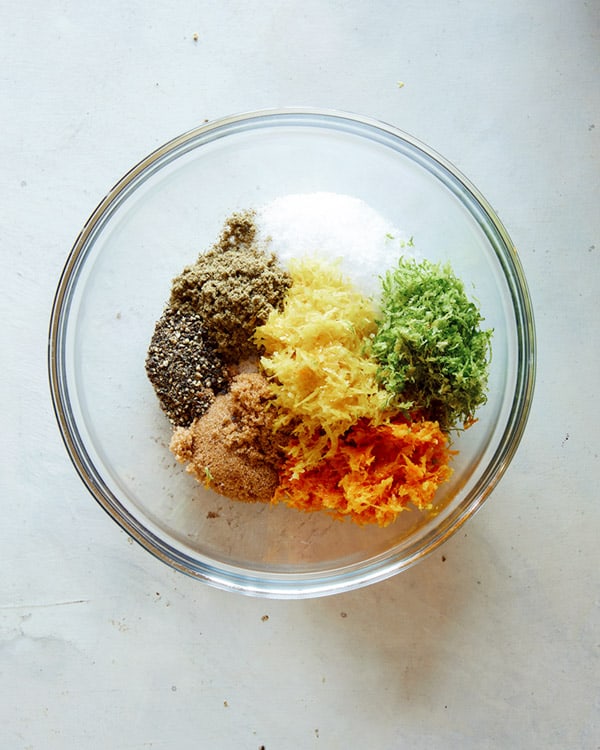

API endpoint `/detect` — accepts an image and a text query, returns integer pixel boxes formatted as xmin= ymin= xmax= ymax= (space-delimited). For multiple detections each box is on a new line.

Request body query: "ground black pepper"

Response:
xmin=145 ymin=307 xmax=229 ymax=427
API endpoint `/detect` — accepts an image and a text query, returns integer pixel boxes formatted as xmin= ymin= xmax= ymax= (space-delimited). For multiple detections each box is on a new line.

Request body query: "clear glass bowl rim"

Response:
xmin=48 ymin=107 xmax=536 ymax=598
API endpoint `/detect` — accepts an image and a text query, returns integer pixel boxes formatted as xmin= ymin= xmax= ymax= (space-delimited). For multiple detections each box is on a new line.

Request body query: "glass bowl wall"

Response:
xmin=49 ymin=109 xmax=535 ymax=598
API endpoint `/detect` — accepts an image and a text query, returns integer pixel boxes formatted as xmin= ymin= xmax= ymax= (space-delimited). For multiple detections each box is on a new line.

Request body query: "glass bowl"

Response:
xmin=48 ymin=109 xmax=536 ymax=598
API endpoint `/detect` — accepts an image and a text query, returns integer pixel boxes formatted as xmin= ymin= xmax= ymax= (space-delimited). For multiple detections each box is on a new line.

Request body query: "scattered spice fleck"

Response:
xmin=192 ymin=32 xmax=199 ymax=41
xmin=340 ymin=611 xmax=347 ymax=618
xmin=223 ymin=700 xmax=228 ymax=708
xmin=442 ymin=555 xmax=446 ymax=562
xmin=261 ymin=614 xmax=269 ymax=622
xmin=396 ymin=80 xmax=405 ymax=88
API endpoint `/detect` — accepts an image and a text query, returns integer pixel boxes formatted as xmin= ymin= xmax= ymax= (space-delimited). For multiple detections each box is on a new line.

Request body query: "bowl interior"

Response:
xmin=51 ymin=111 xmax=534 ymax=596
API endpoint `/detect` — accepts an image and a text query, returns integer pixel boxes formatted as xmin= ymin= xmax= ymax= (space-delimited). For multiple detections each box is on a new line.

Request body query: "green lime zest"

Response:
xmin=372 ymin=257 xmax=493 ymax=430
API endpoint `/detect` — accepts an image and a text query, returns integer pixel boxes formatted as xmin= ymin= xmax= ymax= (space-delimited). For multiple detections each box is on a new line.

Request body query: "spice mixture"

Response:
xmin=145 ymin=307 xmax=229 ymax=426
xmin=146 ymin=194 xmax=493 ymax=527
xmin=170 ymin=210 xmax=291 ymax=363
xmin=170 ymin=373 xmax=287 ymax=504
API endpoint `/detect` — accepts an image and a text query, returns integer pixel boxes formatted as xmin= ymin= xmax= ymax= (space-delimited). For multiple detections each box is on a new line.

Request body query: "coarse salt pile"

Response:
xmin=256 ymin=192 xmax=417 ymax=300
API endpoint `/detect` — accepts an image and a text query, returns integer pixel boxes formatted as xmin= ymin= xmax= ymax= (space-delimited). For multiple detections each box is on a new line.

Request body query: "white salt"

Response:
xmin=256 ymin=192 xmax=418 ymax=299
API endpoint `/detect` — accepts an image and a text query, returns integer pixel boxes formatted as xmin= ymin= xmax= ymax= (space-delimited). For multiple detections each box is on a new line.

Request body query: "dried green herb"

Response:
xmin=372 ymin=258 xmax=492 ymax=429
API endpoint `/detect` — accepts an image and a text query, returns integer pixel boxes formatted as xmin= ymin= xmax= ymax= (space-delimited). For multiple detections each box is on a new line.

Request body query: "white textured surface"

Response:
xmin=1 ymin=1 xmax=598 ymax=749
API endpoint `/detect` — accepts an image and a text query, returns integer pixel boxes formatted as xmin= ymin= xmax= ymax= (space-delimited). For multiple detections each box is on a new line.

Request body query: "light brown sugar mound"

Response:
xmin=169 ymin=372 xmax=287 ymax=503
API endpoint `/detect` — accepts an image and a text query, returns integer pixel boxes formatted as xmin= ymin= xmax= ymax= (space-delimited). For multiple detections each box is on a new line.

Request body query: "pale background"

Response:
xmin=1 ymin=1 xmax=598 ymax=748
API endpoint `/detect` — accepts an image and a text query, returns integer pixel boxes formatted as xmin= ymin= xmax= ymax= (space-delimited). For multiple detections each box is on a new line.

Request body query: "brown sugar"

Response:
xmin=170 ymin=372 xmax=288 ymax=503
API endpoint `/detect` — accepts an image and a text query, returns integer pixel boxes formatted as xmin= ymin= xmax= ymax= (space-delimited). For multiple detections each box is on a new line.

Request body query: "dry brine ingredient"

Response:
xmin=170 ymin=211 xmax=291 ymax=363
xmin=145 ymin=211 xmax=291 ymax=427
xmin=255 ymin=257 xmax=388 ymax=474
xmin=273 ymin=416 xmax=453 ymax=526
xmin=255 ymin=255 xmax=456 ymax=525
xmin=256 ymin=192 xmax=416 ymax=298
xmin=170 ymin=373 xmax=288 ymax=504
xmin=146 ymin=196 xmax=493 ymax=527
xmin=145 ymin=307 xmax=229 ymax=426
xmin=372 ymin=258 xmax=493 ymax=429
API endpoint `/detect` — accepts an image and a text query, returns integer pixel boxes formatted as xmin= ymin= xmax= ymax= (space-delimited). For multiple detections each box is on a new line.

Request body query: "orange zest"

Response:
xmin=273 ymin=416 xmax=454 ymax=527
